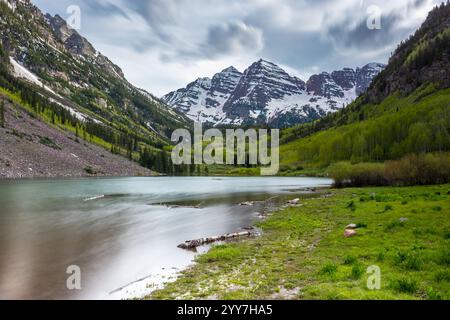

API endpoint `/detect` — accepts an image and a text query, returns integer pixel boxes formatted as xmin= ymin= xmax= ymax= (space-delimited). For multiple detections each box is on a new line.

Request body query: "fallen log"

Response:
xmin=177 ymin=231 xmax=253 ymax=250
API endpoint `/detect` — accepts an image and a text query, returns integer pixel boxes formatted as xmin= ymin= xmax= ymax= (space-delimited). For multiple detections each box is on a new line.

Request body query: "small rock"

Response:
xmin=346 ymin=223 xmax=358 ymax=229
xmin=239 ymin=201 xmax=254 ymax=206
xmin=399 ymin=217 xmax=409 ymax=222
xmin=344 ymin=229 xmax=357 ymax=238
xmin=287 ymin=198 xmax=300 ymax=205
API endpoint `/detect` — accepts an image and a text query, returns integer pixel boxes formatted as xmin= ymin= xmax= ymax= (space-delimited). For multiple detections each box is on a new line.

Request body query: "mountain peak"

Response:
xmin=164 ymin=60 xmax=385 ymax=127
xmin=221 ymin=66 xmax=240 ymax=74
xmin=257 ymin=58 xmax=274 ymax=65
xmin=244 ymin=59 xmax=289 ymax=80
xmin=251 ymin=59 xmax=280 ymax=69
xmin=43 ymin=12 xmax=125 ymax=79
xmin=363 ymin=62 xmax=386 ymax=69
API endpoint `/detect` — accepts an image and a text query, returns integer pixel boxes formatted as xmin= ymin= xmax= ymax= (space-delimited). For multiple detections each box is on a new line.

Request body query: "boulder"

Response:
xmin=344 ymin=229 xmax=357 ymax=238
xmin=287 ymin=198 xmax=300 ymax=205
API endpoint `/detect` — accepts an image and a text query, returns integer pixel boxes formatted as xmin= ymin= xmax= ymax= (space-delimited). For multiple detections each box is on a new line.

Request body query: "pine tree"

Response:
xmin=0 ymin=98 xmax=5 ymax=128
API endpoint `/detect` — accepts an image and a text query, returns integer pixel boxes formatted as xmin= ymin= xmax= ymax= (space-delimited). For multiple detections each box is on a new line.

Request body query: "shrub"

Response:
xmin=394 ymin=249 xmax=423 ymax=270
xmin=329 ymin=162 xmax=386 ymax=188
xmin=84 ymin=166 xmax=97 ymax=175
xmin=426 ymin=288 xmax=443 ymax=300
xmin=329 ymin=153 xmax=450 ymax=188
xmin=437 ymin=249 xmax=450 ymax=266
xmin=350 ymin=264 xmax=364 ymax=280
xmin=343 ymin=255 xmax=357 ymax=265
xmin=377 ymin=251 xmax=386 ymax=262
xmin=434 ymin=270 xmax=450 ymax=283
xmin=356 ymin=222 xmax=368 ymax=228
xmin=320 ymin=263 xmax=338 ymax=276
xmin=385 ymin=221 xmax=405 ymax=231
xmin=346 ymin=201 xmax=356 ymax=211
xmin=39 ymin=136 xmax=61 ymax=150
xmin=390 ymin=277 xmax=418 ymax=294
xmin=385 ymin=153 xmax=450 ymax=186
xmin=403 ymin=253 xmax=423 ymax=271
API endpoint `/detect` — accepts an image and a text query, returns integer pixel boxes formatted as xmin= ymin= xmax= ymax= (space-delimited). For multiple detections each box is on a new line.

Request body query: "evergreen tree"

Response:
xmin=0 ymin=97 xmax=5 ymax=128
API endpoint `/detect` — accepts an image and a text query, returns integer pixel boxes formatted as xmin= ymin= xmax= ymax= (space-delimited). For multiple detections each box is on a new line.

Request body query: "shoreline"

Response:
xmin=148 ymin=184 xmax=450 ymax=300
xmin=0 ymin=176 xmax=333 ymax=299
xmin=121 ymin=189 xmax=323 ymax=300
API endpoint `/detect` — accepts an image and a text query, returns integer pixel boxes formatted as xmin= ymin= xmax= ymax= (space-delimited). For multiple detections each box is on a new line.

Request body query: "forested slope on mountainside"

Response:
xmin=0 ymin=0 xmax=192 ymax=177
xmin=279 ymin=2 xmax=450 ymax=175
xmin=0 ymin=93 xmax=151 ymax=178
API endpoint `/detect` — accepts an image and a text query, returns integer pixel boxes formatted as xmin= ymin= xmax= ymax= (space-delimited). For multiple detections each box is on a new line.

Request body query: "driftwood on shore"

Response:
xmin=177 ymin=231 xmax=254 ymax=250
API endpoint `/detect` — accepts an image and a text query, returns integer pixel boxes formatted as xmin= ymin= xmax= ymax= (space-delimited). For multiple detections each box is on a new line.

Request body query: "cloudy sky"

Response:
xmin=33 ymin=0 xmax=441 ymax=96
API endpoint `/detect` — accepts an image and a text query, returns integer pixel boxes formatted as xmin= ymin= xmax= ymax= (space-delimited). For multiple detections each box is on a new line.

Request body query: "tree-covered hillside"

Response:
xmin=0 ymin=0 xmax=193 ymax=175
xmin=279 ymin=2 xmax=450 ymax=175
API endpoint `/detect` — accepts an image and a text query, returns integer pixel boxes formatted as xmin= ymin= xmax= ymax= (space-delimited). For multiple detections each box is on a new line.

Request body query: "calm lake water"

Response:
xmin=0 ymin=177 xmax=332 ymax=300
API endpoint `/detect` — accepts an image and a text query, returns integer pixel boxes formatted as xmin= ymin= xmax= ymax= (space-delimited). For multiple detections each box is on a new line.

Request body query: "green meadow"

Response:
xmin=150 ymin=184 xmax=450 ymax=300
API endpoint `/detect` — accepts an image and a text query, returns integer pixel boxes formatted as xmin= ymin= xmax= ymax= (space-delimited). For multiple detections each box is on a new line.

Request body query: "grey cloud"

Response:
xmin=259 ymin=29 xmax=333 ymax=73
xmin=411 ymin=0 xmax=428 ymax=8
xmin=126 ymin=0 xmax=181 ymax=25
xmin=327 ymin=13 xmax=404 ymax=50
xmin=82 ymin=1 xmax=129 ymax=19
xmin=158 ymin=21 xmax=264 ymax=62
xmin=204 ymin=21 xmax=264 ymax=57
xmin=33 ymin=0 xmax=129 ymax=19
xmin=32 ymin=0 xmax=441 ymax=95
xmin=121 ymin=0 xmax=183 ymax=43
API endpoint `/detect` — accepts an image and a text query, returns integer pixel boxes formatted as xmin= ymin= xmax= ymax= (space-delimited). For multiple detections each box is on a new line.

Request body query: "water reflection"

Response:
xmin=0 ymin=177 xmax=332 ymax=299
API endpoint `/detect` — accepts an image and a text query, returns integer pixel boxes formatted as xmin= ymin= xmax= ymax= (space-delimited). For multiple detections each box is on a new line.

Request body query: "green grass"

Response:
xmin=197 ymin=245 xmax=241 ymax=263
xmin=149 ymin=184 xmax=450 ymax=300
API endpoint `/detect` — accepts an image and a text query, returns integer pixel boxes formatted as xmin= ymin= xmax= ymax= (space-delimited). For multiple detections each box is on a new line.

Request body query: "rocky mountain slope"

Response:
xmin=0 ymin=97 xmax=151 ymax=178
xmin=366 ymin=1 xmax=450 ymax=103
xmin=0 ymin=0 xmax=189 ymax=142
xmin=163 ymin=59 xmax=385 ymax=127
xmin=0 ymin=0 xmax=192 ymax=176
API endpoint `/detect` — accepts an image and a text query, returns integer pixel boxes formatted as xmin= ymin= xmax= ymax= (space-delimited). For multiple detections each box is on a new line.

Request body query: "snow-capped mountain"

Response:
xmin=163 ymin=66 xmax=243 ymax=124
xmin=162 ymin=59 xmax=385 ymax=128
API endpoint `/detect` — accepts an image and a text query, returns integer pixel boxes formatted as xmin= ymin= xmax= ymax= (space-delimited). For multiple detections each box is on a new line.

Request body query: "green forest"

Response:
xmin=0 ymin=42 xmax=183 ymax=174
xmin=280 ymin=85 xmax=450 ymax=169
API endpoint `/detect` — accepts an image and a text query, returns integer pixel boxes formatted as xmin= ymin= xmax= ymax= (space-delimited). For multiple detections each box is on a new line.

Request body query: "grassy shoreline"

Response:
xmin=148 ymin=184 xmax=450 ymax=300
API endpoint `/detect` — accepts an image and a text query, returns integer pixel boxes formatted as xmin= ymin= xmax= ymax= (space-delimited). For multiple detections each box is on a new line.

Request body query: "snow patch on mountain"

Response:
xmin=9 ymin=57 xmax=61 ymax=97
